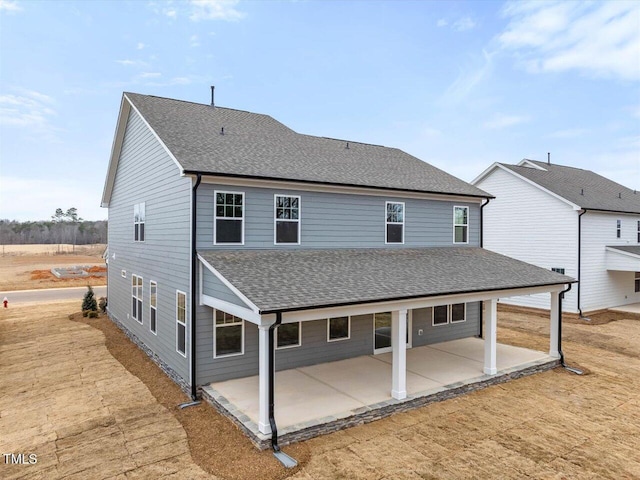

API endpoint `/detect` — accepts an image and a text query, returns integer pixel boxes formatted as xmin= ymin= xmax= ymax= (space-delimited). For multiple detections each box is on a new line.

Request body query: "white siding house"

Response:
xmin=473 ymin=159 xmax=640 ymax=314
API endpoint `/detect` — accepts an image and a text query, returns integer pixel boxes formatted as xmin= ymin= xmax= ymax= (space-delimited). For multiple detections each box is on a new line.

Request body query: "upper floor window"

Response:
xmin=215 ymin=191 xmax=244 ymax=244
xmin=214 ymin=310 xmax=244 ymax=358
xmin=275 ymin=195 xmax=300 ymax=244
xmin=132 ymin=274 xmax=143 ymax=323
xmin=150 ymin=281 xmax=157 ymax=335
xmin=454 ymin=206 xmax=468 ymax=244
xmin=385 ymin=202 xmax=404 ymax=244
xmin=617 ymin=219 xmax=621 ymax=238
xmin=176 ymin=291 xmax=187 ymax=357
xmin=134 ymin=203 xmax=145 ymax=242
xmin=551 ymin=268 xmax=565 ymax=274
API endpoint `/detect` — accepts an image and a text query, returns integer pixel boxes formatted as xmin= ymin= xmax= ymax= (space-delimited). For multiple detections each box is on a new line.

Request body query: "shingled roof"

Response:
xmin=199 ymin=247 xmax=574 ymax=313
xmin=500 ymin=160 xmax=640 ymax=214
xmin=123 ymin=92 xmax=490 ymax=198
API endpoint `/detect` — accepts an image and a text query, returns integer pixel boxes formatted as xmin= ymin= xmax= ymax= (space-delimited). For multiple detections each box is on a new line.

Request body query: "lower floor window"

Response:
xmin=432 ymin=305 xmax=448 ymax=326
xmin=214 ymin=310 xmax=244 ymax=357
xmin=176 ymin=291 xmax=186 ymax=356
xmin=433 ymin=303 xmax=466 ymax=325
xmin=635 ymin=272 xmax=640 ymax=293
xmin=277 ymin=322 xmax=301 ymax=348
xmin=328 ymin=316 xmax=350 ymax=341
xmin=451 ymin=303 xmax=466 ymax=323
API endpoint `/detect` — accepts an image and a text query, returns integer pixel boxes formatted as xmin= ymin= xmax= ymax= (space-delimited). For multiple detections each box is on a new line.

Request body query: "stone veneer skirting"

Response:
xmin=106 ymin=309 xmax=193 ymax=397
xmin=201 ymin=358 xmax=560 ymax=450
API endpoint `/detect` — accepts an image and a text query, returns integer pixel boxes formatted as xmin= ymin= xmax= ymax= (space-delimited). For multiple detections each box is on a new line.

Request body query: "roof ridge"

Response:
xmin=298 ymin=133 xmax=388 ymax=149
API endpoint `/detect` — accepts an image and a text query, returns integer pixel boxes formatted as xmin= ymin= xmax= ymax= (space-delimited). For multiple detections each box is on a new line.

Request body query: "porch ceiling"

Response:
xmin=199 ymin=247 xmax=574 ymax=313
xmin=204 ymin=338 xmax=553 ymax=435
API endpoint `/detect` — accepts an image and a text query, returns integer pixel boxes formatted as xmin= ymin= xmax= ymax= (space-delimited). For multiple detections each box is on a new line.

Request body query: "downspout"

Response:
xmin=190 ymin=173 xmax=202 ymax=401
xmin=577 ymin=209 xmax=589 ymax=320
xmin=479 ymin=198 xmax=491 ymax=338
xmin=558 ymin=283 xmax=582 ymax=375
xmin=269 ymin=313 xmax=282 ymax=451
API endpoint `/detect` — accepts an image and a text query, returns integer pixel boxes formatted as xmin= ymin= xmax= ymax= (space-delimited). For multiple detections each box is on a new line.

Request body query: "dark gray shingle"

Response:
xmin=125 ymin=92 xmax=490 ymax=198
xmin=502 ymin=160 xmax=640 ymax=214
xmin=199 ymin=247 xmax=574 ymax=312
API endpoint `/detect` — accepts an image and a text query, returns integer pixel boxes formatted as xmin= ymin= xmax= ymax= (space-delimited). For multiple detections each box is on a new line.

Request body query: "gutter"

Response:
xmin=190 ymin=173 xmax=202 ymax=401
xmin=577 ymin=209 xmax=589 ymax=320
xmin=269 ymin=313 xmax=297 ymax=468
xmin=478 ymin=197 xmax=491 ymax=338
xmin=557 ymin=283 xmax=583 ymax=375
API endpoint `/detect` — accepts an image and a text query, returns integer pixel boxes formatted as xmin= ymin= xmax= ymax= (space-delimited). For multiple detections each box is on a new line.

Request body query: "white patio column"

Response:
xmin=483 ymin=299 xmax=497 ymax=375
xmin=391 ymin=309 xmax=407 ymax=400
xmin=258 ymin=323 xmax=271 ymax=435
xmin=549 ymin=291 xmax=560 ymax=358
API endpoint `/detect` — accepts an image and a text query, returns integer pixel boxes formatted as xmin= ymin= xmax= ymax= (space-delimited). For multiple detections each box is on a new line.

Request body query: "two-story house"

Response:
xmin=472 ymin=159 xmax=640 ymax=315
xmin=101 ymin=93 xmax=573 ymax=448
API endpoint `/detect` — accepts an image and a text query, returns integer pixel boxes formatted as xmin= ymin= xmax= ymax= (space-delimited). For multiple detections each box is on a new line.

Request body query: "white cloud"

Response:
xmin=116 ymin=59 xmax=149 ymax=68
xmin=136 ymin=42 xmax=146 ymax=50
xmin=189 ymin=0 xmax=245 ymax=22
xmin=441 ymin=49 xmax=495 ymax=104
xmin=453 ymin=16 xmax=476 ymax=32
xmin=0 ymin=0 xmax=21 ymax=12
xmin=190 ymin=34 xmax=200 ymax=47
xmin=483 ymin=113 xmax=530 ymax=129
xmin=436 ymin=18 xmax=447 ymax=27
xmin=139 ymin=72 xmax=161 ymax=78
xmin=547 ymin=128 xmax=589 ymax=139
xmin=499 ymin=1 xmax=640 ymax=81
xmin=0 ymin=89 xmax=58 ymax=142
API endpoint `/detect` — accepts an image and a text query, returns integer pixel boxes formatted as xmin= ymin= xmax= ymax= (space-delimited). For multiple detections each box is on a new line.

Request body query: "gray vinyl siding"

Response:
xmin=197 ymin=305 xmax=479 ymax=384
xmin=201 ymin=267 xmax=250 ymax=308
xmin=107 ymin=108 xmax=192 ymax=383
xmin=197 ymin=184 xmax=480 ymax=250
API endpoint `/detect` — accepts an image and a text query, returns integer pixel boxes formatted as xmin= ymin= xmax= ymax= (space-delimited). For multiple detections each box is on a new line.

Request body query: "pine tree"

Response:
xmin=82 ymin=285 xmax=98 ymax=312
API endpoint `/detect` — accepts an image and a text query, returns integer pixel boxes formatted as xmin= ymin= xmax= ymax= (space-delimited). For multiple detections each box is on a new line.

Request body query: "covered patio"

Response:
xmin=202 ymin=337 xmax=556 ymax=447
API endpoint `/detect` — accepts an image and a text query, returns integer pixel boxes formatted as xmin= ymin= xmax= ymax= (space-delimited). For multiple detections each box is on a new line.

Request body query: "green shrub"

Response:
xmin=88 ymin=311 xmax=99 ymax=318
xmin=82 ymin=310 xmax=89 ymax=317
xmin=82 ymin=286 xmax=98 ymax=312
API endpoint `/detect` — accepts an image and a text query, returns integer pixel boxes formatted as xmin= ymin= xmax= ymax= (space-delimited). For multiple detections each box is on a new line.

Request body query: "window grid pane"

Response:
xmin=329 ymin=316 xmax=349 ymax=340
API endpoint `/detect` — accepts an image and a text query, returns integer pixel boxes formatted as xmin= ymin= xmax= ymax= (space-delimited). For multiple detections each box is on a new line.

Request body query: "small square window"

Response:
xmin=277 ymin=322 xmax=301 ymax=348
xmin=328 ymin=316 xmax=350 ymax=341
xmin=451 ymin=303 xmax=466 ymax=323
xmin=433 ymin=305 xmax=448 ymax=326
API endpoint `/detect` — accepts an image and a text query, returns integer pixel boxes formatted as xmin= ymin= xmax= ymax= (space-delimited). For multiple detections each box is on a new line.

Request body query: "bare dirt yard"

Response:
xmin=1 ymin=302 xmax=639 ymax=479
xmin=0 ymin=244 xmax=106 ymax=291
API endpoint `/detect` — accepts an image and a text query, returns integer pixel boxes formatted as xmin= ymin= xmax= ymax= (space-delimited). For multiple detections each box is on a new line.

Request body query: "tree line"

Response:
xmin=0 ymin=208 xmax=107 ymax=245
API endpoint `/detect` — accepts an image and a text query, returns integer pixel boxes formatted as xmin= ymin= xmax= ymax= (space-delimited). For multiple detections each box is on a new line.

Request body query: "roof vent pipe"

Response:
xmin=547 ymin=152 xmax=550 ymax=165
xmin=220 ymin=127 xmax=224 ymax=135
xmin=581 ymin=188 xmax=584 ymax=195
xmin=210 ymin=85 xmax=215 ymax=107
xmin=619 ymin=192 xmax=622 ymax=199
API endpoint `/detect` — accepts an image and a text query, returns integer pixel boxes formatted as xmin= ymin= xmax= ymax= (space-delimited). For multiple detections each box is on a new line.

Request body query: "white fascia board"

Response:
xmin=202 ymin=294 xmax=262 ymax=324
xmin=197 ymin=254 xmax=260 ymax=314
xmin=477 ymin=163 xmax=581 ymax=211
xmin=199 ymin=175 xmax=485 ymax=204
xmin=124 ymin=94 xmax=184 ymax=175
xmin=277 ymin=283 xmax=571 ymax=323
xmin=518 ymin=159 xmax=547 ymax=170
xmin=470 ymin=162 xmax=502 ymax=186
xmin=101 ymin=96 xmax=131 ymax=207
xmin=605 ymin=246 xmax=640 ymax=259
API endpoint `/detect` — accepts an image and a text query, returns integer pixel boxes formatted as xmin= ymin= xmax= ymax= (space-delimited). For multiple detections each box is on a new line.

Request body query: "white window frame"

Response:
xmin=276 ymin=322 xmax=302 ymax=349
xmin=453 ymin=206 xmax=469 ymax=244
xmin=274 ymin=194 xmax=301 ymax=245
xmin=432 ymin=305 xmax=449 ymax=327
xmin=176 ymin=290 xmax=187 ymax=357
xmin=617 ymin=219 xmax=621 ymax=238
xmin=213 ymin=190 xmax=245 ymax=245
xmin=373 ymin=311 xmax=412 ymax=354
xmin=134 ymin=202 xmax=145 ymax=242
xmin=551 ymin=268 xmax=566 ymax=274
xmin=131 ymin=274 xmax=143 ymax=324
xmin=213 ymin=309 xmax=245 ymax=358
xmin=450 ymin=303 xmax=466 ymax=324
xmin=327 ymin=316 xmax=351 ymax=342
xmin=385 ymin=201 xmax=405 ymax=245
xmin=150 ymin=280 xmax=157 ymax=335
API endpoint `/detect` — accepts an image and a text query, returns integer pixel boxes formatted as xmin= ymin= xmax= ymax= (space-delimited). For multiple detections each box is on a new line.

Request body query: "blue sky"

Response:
xmin=1 ymin=0 xmax=638 ymax=221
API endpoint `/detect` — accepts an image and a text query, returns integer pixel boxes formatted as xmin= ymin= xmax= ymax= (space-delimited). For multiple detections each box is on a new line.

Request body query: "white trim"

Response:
xmin=391 ymin=309 xmax=407 ymax=400
xmin=201 ymin=294 xmax=262 ymax=324
xmin=453 ymin=205 xmax=469 ymax=244
xmin=484 ymin=299 xmax=497 ymax=375
xmin=432 ymin=304 xmax=449 ymax=326
xmin=326 ymin=316 xmax=351 ymax=342
xmin=471 ymin=163 xmax=580 ymax=210
xmin=274 ymin=194 xmax=301 ymax=245
xmin=198 ymin=262 xmax=203 ymax=306
xmin=605 ymin=246 xmax=640 ymax=259
xmin=373 ymin=311 xmax=411 ymax=354
xmin=276 ymin=321 xmax=302 ymax=349
xmin=517 ymin=159 xmax=547 ymax=170
xmin=385 ymin=201 xmax=405 ymax=245
xmin=198 ymin=255 xmax=260 ymax=314
xmin=280 ymin=283 xmax=570 ymax=324
xmin=213 ymin=309 xmax=245 ymax=359
xmin=176 ymin=290 xmax=187 ymax=357
xmin=121 ymin=269 xmax=126 ymax=278
xmin=213 ymin=190 xmax=245 ymax=245
xmin=198 ymin=174 xmax=486 ymax=204
xmin=150 ymin=280 xmax=158 ymax=335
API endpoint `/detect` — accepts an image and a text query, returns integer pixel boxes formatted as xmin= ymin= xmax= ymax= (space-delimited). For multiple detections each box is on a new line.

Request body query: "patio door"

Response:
xmin=373 ymin=311 xmax=411 ymax=354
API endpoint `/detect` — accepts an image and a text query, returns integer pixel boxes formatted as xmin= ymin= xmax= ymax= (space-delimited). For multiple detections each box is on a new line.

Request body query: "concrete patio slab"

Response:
xmin=610 ymin=303 xmax=640 ymax=314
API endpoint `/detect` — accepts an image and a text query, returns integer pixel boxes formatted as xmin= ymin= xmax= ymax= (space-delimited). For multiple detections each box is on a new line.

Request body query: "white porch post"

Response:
xmin=391 ymin=309 xmax=407 ymax=400
xmin=258 ymin=324 xmax=271 ymax=435
xmin=483 ymin=299 xmax=497 ymax=375
xmin=549 ymin=291 xmax=560 ymax=358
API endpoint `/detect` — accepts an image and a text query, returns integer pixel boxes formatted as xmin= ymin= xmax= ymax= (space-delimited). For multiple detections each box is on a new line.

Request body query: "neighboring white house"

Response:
xmin=473 ymin=159 xmax=640 ymax=314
